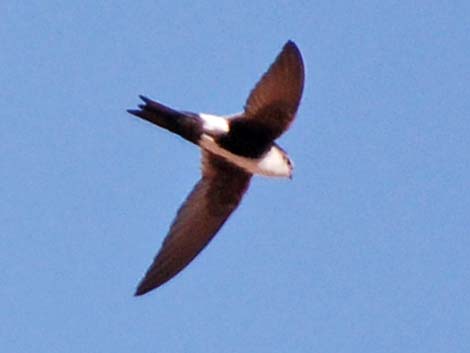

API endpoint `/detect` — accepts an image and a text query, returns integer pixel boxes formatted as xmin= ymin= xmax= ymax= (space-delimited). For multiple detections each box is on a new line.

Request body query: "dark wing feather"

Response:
xmin=135 ymin=152 xmax=251 ymax=295
xmin=241 ymin=40 xmax=304 ymax=142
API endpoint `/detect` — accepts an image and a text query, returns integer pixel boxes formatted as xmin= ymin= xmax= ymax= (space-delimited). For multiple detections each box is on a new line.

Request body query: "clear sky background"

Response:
xmin=2 ymin=1 xmax=469 ymax=352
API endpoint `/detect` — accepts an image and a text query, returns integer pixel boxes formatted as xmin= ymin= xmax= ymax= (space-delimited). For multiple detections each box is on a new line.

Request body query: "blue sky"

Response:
xmin=2 ymin=1 xmax=469 ymax=352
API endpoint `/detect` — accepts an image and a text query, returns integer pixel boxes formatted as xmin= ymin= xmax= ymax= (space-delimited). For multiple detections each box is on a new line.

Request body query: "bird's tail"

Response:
xmin=127 ymin=96 xmax=202 ymax=144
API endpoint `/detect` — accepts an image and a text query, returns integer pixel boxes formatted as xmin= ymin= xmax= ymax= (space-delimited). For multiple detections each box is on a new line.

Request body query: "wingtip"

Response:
xmin=134 ymin=281 xmax=151 ymax=296
xmin=283 ymin=40 xmax=301 ymax=54
xmin=134 ymin=275 xmax=161 ymax=296
xmin=134 ymin=288 xmax=146 ymax=296
xmin=285 ymin=39 xmax=296 ymax=46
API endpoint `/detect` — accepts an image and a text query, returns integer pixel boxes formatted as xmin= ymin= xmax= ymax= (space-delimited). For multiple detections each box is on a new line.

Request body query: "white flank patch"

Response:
xmin=199 ymin=113 xmax=229 ymax=135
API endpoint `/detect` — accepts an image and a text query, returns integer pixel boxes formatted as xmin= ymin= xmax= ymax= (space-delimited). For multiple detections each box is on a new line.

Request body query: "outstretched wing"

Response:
xmin=242 ymin=40 xmax=304 ymax=141
xmin=135 ymin=152 xmax=251 ymax=295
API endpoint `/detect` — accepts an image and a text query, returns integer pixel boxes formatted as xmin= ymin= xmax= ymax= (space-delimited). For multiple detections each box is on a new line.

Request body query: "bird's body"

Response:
xmin=128 ymin=40 xmax=304 ymax=295
xmin=199 ymin=133 xmax=292 ymax=178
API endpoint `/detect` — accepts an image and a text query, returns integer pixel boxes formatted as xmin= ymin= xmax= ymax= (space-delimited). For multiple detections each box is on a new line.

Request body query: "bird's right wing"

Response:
xmin=135 ymin=152 xmax=251 ymax=295
xmin=242 ymin=41 xmax=304 ymax=141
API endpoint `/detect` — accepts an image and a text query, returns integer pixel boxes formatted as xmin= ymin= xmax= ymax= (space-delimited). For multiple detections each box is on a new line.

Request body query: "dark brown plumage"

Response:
xmin=135 ymin=153 xmax=251 ymax=295
xmin=128 ymin=40 xmax=304 ymax=295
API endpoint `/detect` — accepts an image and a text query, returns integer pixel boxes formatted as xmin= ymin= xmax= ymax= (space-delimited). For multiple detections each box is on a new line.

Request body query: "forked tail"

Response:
xmin=127 ymin=96 xmax=202 ymax=144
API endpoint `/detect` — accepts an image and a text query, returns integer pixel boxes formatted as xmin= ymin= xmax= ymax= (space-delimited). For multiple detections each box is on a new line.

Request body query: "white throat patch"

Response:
xmin=199 ymin=135 xmax=292 ymax=178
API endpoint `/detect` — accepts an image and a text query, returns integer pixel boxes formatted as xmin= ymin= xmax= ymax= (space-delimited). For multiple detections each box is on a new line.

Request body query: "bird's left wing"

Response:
xmin=135 ymin=152 xmax=251 ymax=295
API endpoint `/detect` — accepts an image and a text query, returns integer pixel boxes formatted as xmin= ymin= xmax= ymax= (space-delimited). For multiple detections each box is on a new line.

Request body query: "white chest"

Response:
xmin=199 ymin=134 xmax=291 ymax=178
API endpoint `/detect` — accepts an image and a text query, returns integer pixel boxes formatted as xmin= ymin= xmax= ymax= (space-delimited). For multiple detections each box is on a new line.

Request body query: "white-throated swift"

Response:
xmin=128 ymin=40 xmax=304 ymax=295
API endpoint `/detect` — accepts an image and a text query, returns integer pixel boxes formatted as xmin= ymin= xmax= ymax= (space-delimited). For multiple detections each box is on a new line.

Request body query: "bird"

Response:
xmin=127 ymin=40 xmax=304 ymax=296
